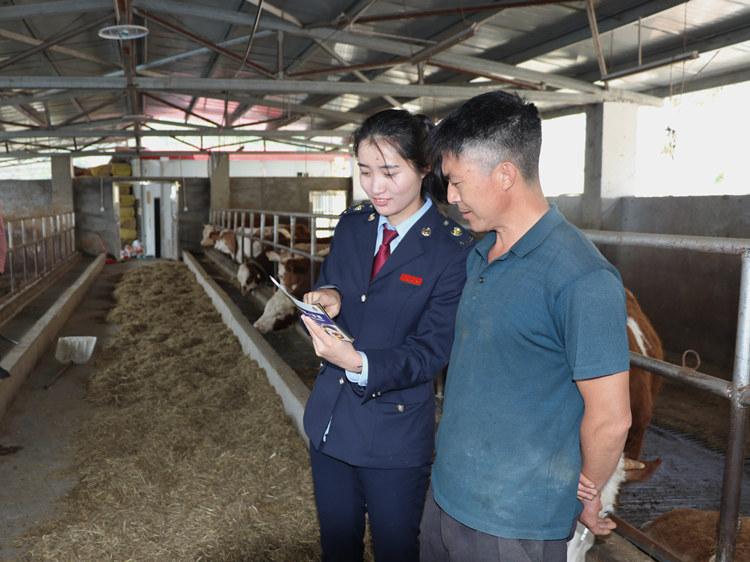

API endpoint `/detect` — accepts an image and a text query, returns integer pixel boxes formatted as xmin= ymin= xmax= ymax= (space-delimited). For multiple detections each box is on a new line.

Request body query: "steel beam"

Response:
xmin=0 ymin=13 xmax=112 ymax=71
xmin=0 ymin=0 xmax=110 ymax=21
xmin=0 ymin=149 xmax=350 ymax=158
xmin=15 ymin=104 xmax=47 ymax=127
xmin=570 ymin=12 xmax=750 ymax=83
xmin=143 ymin=92 xmax=222 ymax=127
xmin=58 ymin=96 xmax=123 ymax=126
xmin=494 ymin=0 xmax=688 ymax=65
xmin=0 ymin=27 xmax=119 ymax=69
xmin=137 ymin=8 xmax=276 ymax=78
xmin=0 ymin=76 xmax=662 ymax=105
xmin=244 ymin=0 xmax=302 ymax=27
xmin=131 ymin=0 xmax=660 ymax=104
xmin=0 ymin=128 xmax=350 ymax=139
xmin=352 ymin=0 xmax=568 ymax=24
xmin=221 ymin=93 xmax=366 ymax=125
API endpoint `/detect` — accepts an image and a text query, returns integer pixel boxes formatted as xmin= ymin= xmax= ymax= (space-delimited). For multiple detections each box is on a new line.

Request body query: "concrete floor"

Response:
xmin=0 ymin=260 xmax=132 ymax=561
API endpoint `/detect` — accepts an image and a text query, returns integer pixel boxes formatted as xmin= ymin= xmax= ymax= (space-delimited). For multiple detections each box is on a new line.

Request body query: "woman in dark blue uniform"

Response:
xmin=301 ymin=109 xmax=473 ymax=562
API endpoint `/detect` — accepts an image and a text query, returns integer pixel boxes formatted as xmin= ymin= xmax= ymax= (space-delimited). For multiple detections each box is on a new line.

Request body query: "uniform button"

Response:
xmin=479 ymin=276 xmax=485 ymax=283
xmin=372 ymin=393 xmax=377 ymax=398
xmin=396 ymin=404 xmax=405 ymax=413
xmin=376 ymin=392 xmax=382 ymax=397
xmin=319 ymin=361 xmax=324 ymax=368
xmin=361 ymin=294 xmax=367 ymax=302
xmin=339 ymin=377 xmax=345 ymax=384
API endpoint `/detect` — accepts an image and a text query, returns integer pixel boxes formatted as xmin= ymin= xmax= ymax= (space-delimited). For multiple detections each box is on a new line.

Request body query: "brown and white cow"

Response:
xmin=252 ymin=248 xmax=328 ymax=333
xmin=624 ymin=287 xmax=664 ymax=481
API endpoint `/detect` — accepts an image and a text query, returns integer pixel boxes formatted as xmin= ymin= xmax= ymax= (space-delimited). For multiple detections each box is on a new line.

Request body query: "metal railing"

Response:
xmin=584 ymin=229 xmax=750 ymax=562
xmin=0 ymin=211 xmax=76 ymax=303
xmin=209 ymin=208 xmax=340 ymax=288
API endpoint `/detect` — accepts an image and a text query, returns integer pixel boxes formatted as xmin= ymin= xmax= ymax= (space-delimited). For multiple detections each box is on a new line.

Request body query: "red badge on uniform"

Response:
xmin=400 ymin=273 xmax=423 ymax=286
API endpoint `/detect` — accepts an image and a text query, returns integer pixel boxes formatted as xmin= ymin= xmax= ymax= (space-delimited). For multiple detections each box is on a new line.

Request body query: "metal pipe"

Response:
xmin=20 ymin=219 xmax=27 ymax=285
xmin=630 ymin=353 xmax=731 ymax=399
xmin=32 ymin=217 xmax=38 ymax=279
xmin=716 ymin=250 xmax=750 ymax=561
xmin=352 ymin=0 xmax=567 ymax=24
xmin=601 ymin=51 xmax=700 ymax=82
xmin=610 ymin=515 xmax=682 ymax=562
xmin=584 ymin=229 xmax=750 ymax=255
xmin=41 ymin=217 xmax=47 ymax=274
xmin=7 ymin=221 xmax=14 ymax=293
xmin=0 ymin=76 xmax=657 ymax=105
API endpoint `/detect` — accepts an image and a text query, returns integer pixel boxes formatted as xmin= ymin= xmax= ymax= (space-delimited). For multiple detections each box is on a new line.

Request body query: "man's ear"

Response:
xmin=491 ymin=161 xmax=518 ymax=191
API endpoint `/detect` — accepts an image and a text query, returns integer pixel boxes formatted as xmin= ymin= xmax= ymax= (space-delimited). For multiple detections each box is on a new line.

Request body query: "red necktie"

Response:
xmin=371 ymin=226 xmax=398 ymax=280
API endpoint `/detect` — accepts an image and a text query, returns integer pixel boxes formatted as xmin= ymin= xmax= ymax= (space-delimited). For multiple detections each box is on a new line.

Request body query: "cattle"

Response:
xmin=567 ymin=456 xmax=627 ymax=561
xmin=252 ymin=247 xmax=328 ymax=333
xmin=643 ymin=509 xmax=750 ymax=562
xmin=237 ymin=256 xmax=272 ymax=295
xmin=200 ymin=224 xmax=220 ymax=247
xmin=623 ymin=288 xmax=664 ymax=482
xmin=567 ymin=289 xmax=664 ymax=559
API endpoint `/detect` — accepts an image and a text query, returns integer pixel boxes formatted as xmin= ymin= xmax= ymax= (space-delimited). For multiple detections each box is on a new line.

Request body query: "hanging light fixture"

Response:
xmin=98 ymin=25 xmax=149 ymax=40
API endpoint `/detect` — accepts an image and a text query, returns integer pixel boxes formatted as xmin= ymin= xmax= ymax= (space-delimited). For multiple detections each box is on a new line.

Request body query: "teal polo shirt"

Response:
xmin=432 ymin=205 xmax=629 ymax=540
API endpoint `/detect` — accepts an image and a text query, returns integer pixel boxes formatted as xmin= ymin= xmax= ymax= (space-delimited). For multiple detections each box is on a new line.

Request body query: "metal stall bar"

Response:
xmin=20 ymin=220 xmax=27 ymax=286
xmin=41 ymin=217 xmax=48 ymax=275
xmin=717 ymin=249 xmax=750 ymax=562
xmin=584 ymin=230 xmax=750 ymax=255
xmin=6 ymin=220 xmax=14 ymax=293
xmin=584 ymin=229 xmax=750 ymax=562
xmin=31 ymin=217 xmax=39 ymax=279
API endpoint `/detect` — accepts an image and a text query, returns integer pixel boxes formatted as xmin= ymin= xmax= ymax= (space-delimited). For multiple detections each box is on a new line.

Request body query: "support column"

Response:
xmin=210 ymin=153 xmax=230 ymax=211
xmin=51 ymin=155 xmax=73 ymax=214
xmin=583 ymin=102 xmax=638 ymax=229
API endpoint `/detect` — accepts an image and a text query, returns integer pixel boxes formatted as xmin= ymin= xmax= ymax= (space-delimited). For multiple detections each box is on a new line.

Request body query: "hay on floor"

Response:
xmin=19 ymin=261 xmax=320 ymax=561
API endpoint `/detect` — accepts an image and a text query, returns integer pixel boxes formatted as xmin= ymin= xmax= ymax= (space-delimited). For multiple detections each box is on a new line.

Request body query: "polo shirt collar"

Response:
xmin=474 ymin=204 xmax=564 ymax=261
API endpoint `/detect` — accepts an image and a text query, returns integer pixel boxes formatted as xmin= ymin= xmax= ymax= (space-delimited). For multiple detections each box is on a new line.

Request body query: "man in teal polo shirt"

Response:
xmin=420 ymin=91 xmax=632 ymax=561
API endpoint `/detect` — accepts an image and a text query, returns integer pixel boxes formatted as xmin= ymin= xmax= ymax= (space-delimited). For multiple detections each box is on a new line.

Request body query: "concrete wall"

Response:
xmin=73 ymin=178 xmax=120 ymax=258
xmin=179 ymin=178 xmax=210 ymax=253
xmin=0 ymin=180 xmax=57 ymax=219
xmin=230 ymin=177 xmax=351 ymax=212
xmin=550 ymin=194 xmax=750 ymax=378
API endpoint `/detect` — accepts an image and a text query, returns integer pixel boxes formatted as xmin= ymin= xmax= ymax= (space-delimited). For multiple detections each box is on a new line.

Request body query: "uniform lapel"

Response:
xmin=371 ymin=204 xmax=437 ymax=283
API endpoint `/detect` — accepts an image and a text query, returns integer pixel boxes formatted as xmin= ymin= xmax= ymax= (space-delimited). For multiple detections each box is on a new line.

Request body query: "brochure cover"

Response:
xmin=270 ymin=276 xmax=354 ymax=342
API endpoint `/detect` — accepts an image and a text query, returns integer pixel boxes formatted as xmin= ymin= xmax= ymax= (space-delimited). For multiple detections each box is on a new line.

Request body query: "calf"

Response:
xmin=253 ymin=249 xmax=325 ymax=333
xmin=567 ymin=456 xmax=627 ymax=562
xmin=624 ymin=288 xmax=664 ymax=481
xmin=200 ymin=224 xmax=221 ymax=247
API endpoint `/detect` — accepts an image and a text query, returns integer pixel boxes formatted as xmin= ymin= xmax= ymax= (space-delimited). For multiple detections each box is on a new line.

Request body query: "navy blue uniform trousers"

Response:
xmin=310 ymin=445 xmax=430 ymax=562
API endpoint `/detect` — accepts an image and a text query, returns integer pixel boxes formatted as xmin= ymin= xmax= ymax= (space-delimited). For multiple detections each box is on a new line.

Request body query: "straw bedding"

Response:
xmin=19 ymin=261 xmax=320 ymax=561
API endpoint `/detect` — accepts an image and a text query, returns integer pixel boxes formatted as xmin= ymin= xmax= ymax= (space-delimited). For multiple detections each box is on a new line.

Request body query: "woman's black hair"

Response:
xmin=352 ymin=109 xmax=447 ymax=202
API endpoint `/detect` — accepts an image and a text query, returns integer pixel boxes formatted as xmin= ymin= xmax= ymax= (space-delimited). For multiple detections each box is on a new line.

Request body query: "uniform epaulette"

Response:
xmin=440 ymin=217 xmax=474 ymax=247
xmin=340 ymin=201 xmax=374 ymax=216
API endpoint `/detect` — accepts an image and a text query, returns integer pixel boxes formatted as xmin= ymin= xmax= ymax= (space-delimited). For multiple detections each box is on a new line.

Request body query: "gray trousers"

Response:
xmin=419 ymin=487 xmax=569 ymax=562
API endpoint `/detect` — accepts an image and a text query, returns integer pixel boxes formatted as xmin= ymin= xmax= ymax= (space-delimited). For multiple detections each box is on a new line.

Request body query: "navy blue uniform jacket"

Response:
xmin=303 ymin=201 xmax=472 ymax=468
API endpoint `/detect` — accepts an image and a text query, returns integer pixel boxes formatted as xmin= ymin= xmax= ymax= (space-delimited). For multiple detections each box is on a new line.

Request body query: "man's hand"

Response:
xmin=579 ymin=495 xmax=617 ymax=536
xmin=302 ymin=316 xmax=361 ymax=372
xmin=577 ymin=472 xmax=598 ymax=502
xmin=303 ymin=288 xmax=342 ymax=318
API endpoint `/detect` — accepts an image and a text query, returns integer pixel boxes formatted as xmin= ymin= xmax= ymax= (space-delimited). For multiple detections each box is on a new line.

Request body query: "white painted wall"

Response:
xmin=134 ymin=155 xmax=352 ymax=179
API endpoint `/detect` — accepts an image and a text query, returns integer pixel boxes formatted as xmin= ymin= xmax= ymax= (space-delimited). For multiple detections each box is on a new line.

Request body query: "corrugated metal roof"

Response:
xmin=0 ymin=0 xmax=747 ymax=156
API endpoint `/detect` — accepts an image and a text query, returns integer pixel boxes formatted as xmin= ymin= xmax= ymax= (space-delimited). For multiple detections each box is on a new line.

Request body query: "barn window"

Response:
xmin=309 ymin=190 xmax=346 ymax=238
